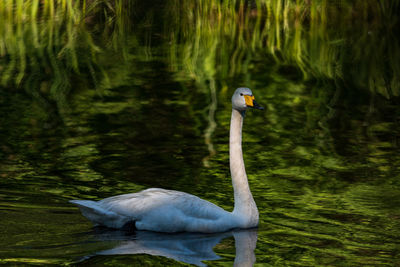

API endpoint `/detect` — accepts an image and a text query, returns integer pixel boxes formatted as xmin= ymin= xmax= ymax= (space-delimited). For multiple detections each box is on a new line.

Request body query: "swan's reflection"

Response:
xmin=83 ymin=228 xmax=258 ymax=266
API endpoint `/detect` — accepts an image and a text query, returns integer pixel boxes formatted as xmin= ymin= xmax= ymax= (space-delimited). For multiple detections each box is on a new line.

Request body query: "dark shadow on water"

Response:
xmin=77 ymin=227 xmax=258 ymax=267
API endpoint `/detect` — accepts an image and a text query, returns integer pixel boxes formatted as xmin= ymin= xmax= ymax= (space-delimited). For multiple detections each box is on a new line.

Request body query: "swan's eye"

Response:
xmin=240 ymin=93 xmax=243 ymax=96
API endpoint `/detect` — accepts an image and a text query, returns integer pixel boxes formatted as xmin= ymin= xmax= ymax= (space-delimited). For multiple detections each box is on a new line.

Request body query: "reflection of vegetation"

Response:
xmin=0 ymin=0 xmax=131 ymax=117
xmin=2 ymin=0 xmax=398 ymax=120
xmin=167 ymin=0 xmax=399 ymax=99
xmin=1 ymin=1 xmax=400 ymax=266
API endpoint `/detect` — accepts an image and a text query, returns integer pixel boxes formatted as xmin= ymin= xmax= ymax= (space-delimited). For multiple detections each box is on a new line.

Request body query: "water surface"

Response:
xmin=1 ymin=1 xmax=400 ymax=266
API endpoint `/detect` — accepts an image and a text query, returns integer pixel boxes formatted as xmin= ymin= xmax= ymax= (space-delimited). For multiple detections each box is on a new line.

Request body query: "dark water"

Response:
xmin=1 ymin=1 xmax=400 ymax=266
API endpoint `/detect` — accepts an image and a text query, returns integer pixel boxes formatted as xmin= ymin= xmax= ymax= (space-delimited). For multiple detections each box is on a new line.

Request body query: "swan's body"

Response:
xmin=70 ymin=87 xmax=263 ymax=233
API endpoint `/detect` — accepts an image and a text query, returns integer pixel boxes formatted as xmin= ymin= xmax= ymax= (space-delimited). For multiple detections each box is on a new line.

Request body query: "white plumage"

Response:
xmin=70 ymin=87 xmax=263 ymax=233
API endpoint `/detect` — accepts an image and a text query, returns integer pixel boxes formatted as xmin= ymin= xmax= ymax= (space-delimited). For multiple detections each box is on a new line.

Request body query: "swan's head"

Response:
xmin=232 ymin=87 xmax=264 ymax=111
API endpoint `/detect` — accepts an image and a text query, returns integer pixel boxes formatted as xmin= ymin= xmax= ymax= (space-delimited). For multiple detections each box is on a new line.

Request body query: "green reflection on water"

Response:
xmin=1 ymin=0 xmax=400 ymax=266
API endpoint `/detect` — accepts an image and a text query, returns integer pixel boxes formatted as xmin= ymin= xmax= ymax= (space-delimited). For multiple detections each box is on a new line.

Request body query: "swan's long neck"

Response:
xmin=230 ymin=109 xmax=258 ymax=224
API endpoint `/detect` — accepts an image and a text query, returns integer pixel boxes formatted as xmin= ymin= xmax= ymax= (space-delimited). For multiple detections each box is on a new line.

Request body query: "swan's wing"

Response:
xmin=99 ymin=188 xmax=227 ymax=220
xmin=71 ymin=188 xmax=234 ymax=232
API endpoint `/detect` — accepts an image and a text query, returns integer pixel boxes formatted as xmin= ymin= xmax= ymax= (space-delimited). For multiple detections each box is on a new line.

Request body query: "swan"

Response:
xmin=70 ymin=87 xmax=264 ymax=233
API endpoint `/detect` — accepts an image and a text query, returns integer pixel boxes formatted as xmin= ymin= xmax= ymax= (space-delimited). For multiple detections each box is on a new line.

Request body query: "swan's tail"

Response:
xmin=70 ymin=200 xmax=130 ymax=229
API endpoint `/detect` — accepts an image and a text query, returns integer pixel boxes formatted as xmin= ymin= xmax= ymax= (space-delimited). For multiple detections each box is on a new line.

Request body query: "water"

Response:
xmin=1 ymin=1 xmax=400 ymax=266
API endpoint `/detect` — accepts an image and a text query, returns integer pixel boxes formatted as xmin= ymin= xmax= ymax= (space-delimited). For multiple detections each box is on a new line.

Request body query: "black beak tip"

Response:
xmin=252 ymin=100 xmax=264 ymax=110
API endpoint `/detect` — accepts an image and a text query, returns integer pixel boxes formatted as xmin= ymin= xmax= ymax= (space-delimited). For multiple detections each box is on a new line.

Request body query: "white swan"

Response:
xmin=70 ymin=87 xmax=264 ymax=233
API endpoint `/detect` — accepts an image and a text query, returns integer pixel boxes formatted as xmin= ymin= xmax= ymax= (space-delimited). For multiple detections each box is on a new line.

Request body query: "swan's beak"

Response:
xmin=244 ymin=95 xmax=264 ymax=110
xmin=252 ymin=100 xmax=264 ymax=110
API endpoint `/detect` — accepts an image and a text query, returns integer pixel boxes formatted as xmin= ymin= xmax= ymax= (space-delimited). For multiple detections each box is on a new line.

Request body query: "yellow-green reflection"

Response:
xmin=167 ymin=0 xmax=399 ymax=98
xmin=0 ymin=0 xmax=400 ymax=266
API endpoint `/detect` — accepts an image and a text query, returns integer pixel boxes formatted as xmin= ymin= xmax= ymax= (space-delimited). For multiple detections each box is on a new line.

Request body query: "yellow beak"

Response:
xmin=244 ymin=95 xmax=255 ymax=107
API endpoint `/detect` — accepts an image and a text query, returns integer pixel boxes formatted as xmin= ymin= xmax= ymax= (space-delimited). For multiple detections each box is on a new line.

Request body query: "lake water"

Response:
xmin=1 ymin=1 xmax=400 ymax=266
